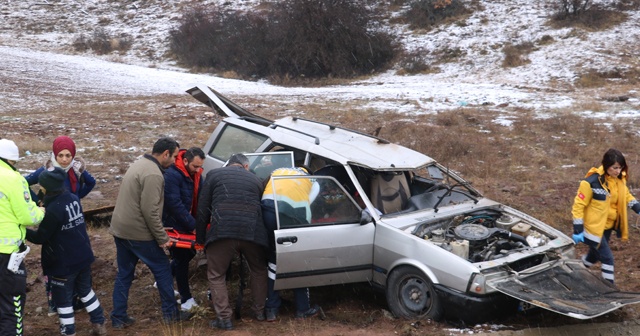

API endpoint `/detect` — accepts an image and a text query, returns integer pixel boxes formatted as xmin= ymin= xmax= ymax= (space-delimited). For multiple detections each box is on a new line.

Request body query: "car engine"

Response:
xmin=412 ymin=210 xmax=550 ymax=262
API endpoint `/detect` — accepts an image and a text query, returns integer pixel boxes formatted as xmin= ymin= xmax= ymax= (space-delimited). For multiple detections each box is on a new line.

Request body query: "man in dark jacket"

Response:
xmin=163 ymin=147 xmax=204 ymax=311
xmin=26 ymin=167 xmax=106 ymax=336
xmin=196 ymin=153 xmax=268 ymax=330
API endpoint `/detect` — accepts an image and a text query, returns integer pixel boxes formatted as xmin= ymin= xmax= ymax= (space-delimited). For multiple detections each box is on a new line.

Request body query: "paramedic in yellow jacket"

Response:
xmin=572 ymin=148 xmax=640 ymax=284
xmin=261 ymin=167 xmax=322 ymax=321
xmin=0 ymin=139 xmax=45 ymax=336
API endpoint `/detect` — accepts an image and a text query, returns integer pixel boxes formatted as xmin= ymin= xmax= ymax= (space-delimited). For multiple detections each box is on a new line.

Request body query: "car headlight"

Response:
xmin=468 ymin=272 xmax=486 ymax=295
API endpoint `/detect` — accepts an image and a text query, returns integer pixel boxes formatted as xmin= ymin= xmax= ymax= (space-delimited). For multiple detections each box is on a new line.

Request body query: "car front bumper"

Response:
xmin=434 ymin=284 xmax=519 ymax=324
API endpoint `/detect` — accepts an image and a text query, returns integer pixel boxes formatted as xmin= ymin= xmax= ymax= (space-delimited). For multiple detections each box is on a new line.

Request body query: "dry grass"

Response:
xmin=7 ymin=88 xmax=640 ymax=335
xmin=548 ymin=7 xmax=628 ymax=32
xmin=501 ymin=42 xmax=535 ymax=68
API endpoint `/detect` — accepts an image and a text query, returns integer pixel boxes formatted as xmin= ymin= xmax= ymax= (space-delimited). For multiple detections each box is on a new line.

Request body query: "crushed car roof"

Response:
xmin=189 ymin=85 xmax=435 ymax=170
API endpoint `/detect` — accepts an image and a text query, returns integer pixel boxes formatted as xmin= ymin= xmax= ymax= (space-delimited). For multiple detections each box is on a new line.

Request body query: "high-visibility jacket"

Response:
xmin=262 ymin=167 xmax=318 ymax=222
xmin=572 ymin=166 xmax=640 ymax=244
xmin=0 ymin=160 xmax=44 ymax=254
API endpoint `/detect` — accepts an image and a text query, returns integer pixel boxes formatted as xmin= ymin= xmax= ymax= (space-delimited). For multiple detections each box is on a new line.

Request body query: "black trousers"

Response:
xmin=0 ymin=253 xmax=27 ymax=336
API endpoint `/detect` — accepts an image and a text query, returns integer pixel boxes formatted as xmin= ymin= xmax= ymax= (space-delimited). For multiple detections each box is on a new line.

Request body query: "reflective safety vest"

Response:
xmin=0 ymin=160 xmax=44 ymax=254
xmin=262 ymin=167 xmax=315 ymax=222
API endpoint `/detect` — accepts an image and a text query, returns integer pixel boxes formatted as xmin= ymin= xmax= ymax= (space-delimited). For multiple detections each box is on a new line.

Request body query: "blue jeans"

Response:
xmin=111 ymin=237 xmax=178 ymax=322
xmin=50 ymin=267 xmax=105 ymax=335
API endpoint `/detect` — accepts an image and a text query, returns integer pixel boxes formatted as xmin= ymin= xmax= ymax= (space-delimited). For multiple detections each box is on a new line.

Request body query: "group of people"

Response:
xmin=2 ymin=133 xmax=640 ymax=335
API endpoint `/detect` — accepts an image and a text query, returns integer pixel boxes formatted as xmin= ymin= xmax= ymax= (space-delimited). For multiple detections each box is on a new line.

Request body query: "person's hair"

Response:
xmin=152 ymin=137 xmax=179 ymax=155
xmin=228 ymin=153 xmax=249 ymax=166
xmin=184 ymin=147 xmax=205 ymax=163
xmin=602 ymin=148 xmax=628 ymax=179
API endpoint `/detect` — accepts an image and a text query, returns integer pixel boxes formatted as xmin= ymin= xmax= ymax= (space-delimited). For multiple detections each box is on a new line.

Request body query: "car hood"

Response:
xmin=487 ymin=259 xmax=640 ymax=319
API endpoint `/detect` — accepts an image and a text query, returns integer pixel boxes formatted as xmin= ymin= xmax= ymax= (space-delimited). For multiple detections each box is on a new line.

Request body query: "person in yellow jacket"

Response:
xmin=261 ymin=167 xmax=323 ymax=322
xmin=0 ymin=139 xmax=44 ymax=336
xmin=572 ymin=148 xmax=640 ymax=284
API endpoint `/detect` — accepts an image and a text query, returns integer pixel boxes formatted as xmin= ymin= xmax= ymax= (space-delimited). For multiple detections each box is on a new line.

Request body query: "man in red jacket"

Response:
xmin=163 ymin=147 xmax=205 ymax=311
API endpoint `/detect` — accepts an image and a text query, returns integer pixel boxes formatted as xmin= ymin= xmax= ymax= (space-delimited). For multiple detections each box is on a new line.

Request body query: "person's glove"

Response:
xmin=572 ymin=232 xmax=584 ymax=244
xmin=72 ymin=156 xmax=86 ymax=174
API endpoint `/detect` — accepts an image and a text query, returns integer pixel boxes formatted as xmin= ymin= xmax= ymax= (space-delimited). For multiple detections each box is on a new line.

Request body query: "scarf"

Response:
xmin=50 ymin=153 xmax=78 ymax=193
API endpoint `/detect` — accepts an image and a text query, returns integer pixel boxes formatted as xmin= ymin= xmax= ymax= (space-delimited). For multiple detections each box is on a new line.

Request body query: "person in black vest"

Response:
xmin=26 ymin=167 xmax=106 ymax=336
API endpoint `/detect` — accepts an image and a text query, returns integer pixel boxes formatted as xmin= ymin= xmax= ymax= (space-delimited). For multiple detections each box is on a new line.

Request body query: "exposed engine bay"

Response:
xmin=412 ymin=209 xmax=550 ymax=262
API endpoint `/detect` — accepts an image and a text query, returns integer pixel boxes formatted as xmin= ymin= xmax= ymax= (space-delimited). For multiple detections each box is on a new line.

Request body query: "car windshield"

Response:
xmin=403 ymin=163 xmax=481 ymax=212
xmin=355 ymin=162 xmax=481 ymax=215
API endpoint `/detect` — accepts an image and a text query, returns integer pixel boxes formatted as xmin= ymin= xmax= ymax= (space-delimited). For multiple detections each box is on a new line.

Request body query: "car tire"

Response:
xmin=386 ymin=266 xmax=443 ymax=321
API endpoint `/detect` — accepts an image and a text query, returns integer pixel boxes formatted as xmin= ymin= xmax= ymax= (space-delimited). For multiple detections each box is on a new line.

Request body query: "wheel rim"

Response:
xmin=399 ymin=277 xmax=431 ymax=314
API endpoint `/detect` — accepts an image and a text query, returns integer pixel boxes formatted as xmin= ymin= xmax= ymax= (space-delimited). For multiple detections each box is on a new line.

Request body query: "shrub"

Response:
xmin=396 ymin=49 xmax=436 ymax=75
xmin=549 ymin=1 xmax=628 ymax=31
xmin=501 ymin=42 xmax=534 ymax=68
xmin=576 ymin=67 xmax=640 ymax=87
xmin=72 ymin=29 xmax=132 ymax=55
xmin=169 ymin=1 xmax=398 ymax=81
xmin=403 ymin=0 xmax=469 ymax=30
xmin=555 ymin=0 xmax=592 ymax=17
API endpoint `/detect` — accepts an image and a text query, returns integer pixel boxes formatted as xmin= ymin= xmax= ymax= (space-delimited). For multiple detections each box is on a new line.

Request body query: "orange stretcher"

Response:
xmin=165 ymin=228 xmax=204 ymax=251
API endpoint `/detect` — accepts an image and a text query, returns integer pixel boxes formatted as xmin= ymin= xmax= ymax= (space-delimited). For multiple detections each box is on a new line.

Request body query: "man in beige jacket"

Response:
xmin=109 ymin=137 xmax=192 ymax=328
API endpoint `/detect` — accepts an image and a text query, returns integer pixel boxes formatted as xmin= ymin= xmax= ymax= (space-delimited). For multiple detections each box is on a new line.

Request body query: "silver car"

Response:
xmin=189 ymin=85 xmax=640 ymax=323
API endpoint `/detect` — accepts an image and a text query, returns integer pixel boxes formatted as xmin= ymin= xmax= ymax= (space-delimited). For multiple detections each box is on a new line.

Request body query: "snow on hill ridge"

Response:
xmin=0 ymin=0 xmax=638 ymax=116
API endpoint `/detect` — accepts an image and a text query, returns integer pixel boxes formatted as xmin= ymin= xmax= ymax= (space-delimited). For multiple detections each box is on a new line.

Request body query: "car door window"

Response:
xmin=208 ymin=124 xmax=268 ymax=161
xmin=246 ymin=152 xmax=294 ymax=180
xmin=271 ymin=176 xmax=361 ymax=229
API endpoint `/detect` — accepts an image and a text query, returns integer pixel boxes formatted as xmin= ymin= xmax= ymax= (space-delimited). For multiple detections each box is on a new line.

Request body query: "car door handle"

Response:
xmin=277 ymin=236 xmax=298 ymax=244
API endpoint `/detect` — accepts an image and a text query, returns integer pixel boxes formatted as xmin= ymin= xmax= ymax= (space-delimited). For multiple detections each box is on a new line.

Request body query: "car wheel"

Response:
xmin=386 ymin=266 xmax=443 ymax=321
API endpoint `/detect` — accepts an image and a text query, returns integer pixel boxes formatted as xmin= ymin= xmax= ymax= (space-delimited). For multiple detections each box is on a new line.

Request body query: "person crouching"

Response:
xmin=26 ymin=167 xmax=106 ymax=336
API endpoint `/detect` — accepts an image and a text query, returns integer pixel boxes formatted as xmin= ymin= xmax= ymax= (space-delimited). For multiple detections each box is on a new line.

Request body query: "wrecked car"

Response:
xmin=188 ymin=85 xmax=640 ymax=323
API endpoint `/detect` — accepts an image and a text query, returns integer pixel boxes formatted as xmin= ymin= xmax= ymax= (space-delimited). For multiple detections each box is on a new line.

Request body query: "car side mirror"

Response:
xmin=360 ymin=210 xmax=373 ymax=225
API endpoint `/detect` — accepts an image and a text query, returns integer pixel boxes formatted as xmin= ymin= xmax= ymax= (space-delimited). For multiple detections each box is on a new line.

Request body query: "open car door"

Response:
xmin=487 ymin=259 xmax=640 ymax=319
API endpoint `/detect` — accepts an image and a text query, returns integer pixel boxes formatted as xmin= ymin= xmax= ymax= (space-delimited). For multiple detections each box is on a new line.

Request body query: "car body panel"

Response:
xmin=190 ymin=85 xmax=640 ymax=321
xmin=488 ymin=259 xmax=640 ymax=319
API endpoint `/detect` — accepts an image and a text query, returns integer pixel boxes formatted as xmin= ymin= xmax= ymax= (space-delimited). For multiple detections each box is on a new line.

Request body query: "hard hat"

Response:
xmin=0 ymin=139 xmax=20 ymax=161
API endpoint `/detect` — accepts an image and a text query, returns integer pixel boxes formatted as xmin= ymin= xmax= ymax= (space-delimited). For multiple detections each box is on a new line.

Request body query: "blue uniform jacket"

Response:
xmin=25 ymin=190 xmax=94 ymax=276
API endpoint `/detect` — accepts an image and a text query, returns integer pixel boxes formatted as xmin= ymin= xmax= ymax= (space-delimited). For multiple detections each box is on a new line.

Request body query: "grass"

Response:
xmin=7 ymin=86 xmax=640 ymax=335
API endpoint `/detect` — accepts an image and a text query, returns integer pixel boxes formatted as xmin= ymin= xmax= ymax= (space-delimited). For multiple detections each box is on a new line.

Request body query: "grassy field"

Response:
xmin=6 ymin=90 xmax=640 ymax=335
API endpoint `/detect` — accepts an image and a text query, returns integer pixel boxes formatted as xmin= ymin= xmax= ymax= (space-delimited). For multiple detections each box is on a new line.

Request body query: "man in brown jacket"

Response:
xmin=109 ymin=137 xmax=192 ymax=328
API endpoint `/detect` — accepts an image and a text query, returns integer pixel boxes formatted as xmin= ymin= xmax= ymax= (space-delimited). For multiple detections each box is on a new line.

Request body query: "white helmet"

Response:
xmin=0 ymin=139 xmax=20 ymax=161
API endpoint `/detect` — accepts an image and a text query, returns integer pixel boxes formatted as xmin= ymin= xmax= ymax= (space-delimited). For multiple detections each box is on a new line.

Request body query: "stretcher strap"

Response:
xmin=165 ymin=228 xmax=204 ymax=251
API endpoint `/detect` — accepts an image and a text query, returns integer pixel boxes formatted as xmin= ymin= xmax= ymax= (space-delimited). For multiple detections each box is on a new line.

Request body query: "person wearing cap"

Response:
xmin=162 ymin=147 xmax=205 ymax=311
xmin=109 ymin=137 xmax=192 ymax=328
xmin=24 ymin=135 xmax=96 ymax=316
xmin=25 ymin=167 xmax=106 ymax=336
xmin=0 ymin=139 xmax=44 ymax=336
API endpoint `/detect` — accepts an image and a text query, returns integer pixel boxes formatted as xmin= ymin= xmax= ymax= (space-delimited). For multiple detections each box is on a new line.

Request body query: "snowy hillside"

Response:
xmin=0 ymin=0 xmax=638 ymax=116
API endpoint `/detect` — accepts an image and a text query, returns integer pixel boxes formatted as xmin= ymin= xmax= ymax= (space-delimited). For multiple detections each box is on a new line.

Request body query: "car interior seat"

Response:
xmin=369 ymin=172 xmax=410 ymax=214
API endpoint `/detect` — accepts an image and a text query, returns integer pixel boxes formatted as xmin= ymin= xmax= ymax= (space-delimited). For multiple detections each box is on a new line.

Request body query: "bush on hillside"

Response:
xmin=555 ymin=0 xmax=592 ymax=17
xmin=501 ymin=42 xmax=534 ymax=68
xmin=73 ymin=29 xmax=132 ymax=55
xmin=403 ymin=0 xmax=469 ymax=30
xmin=168 ymin=0 xmax=397 ymax=81
xmin=550 ymin=0 xmax=628 ymax=30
